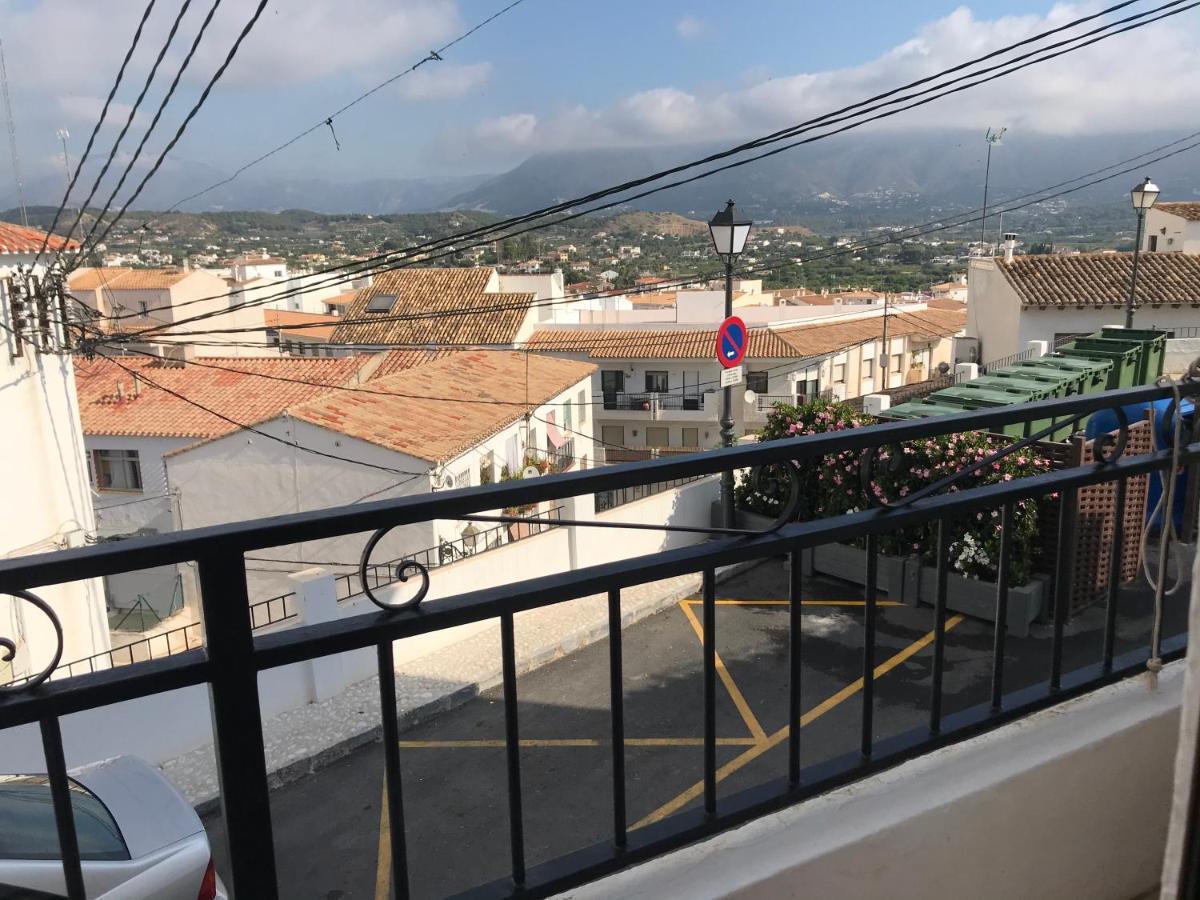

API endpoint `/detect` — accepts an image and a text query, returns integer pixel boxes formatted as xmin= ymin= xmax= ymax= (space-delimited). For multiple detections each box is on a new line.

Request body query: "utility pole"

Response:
xmin=980 ymin=127 xmax=1006 ymax=253
xmin=879 ymin=293 xmax=889 ymax=391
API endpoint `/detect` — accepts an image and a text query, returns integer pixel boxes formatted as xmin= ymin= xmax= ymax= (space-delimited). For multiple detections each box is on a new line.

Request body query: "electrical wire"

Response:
xmin=33 ymin=0 xmax=159 ymax=262
xmin=53 ymin=0 xmax=196 ymax=264
xmin=99 ymin=0 xmax=1188 ymax=328
xmin=100 ymin=354 xmax=427 ymax=477
xmin=144 ymin=0 xmax=530 ymax=220
xmin=119 ymin=120 xmax=1200 ymax=345
xmin=65 ymin=0 xmax=272 ymax=269
xmin=69 ymin=0 xmax=227 ymax=263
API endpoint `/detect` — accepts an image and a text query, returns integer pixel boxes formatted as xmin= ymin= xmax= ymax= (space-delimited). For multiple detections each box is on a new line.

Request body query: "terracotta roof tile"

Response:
xmin=329 ymin=267 xmax=532 ymax=346
xmin=0 ymin=222 xmax=78 ymax=254
xmin=368 ymin=348 xmax=462 ymax=379
xmin=927 ymin=297 xmax=966 ymax=310
xmin=69 ymin=267 xmax=196 ymax=291
xmin=998 ymin=252 xmax=1200 ymax=308
xmin=74 ymin=355 xmax=372 ymax=439
xmin=773 ymin=308 xmax=965 ymax=356
xmin=285 ymin=351 xmax=596 ymax=463
xmin=526 ymin=325 xmax=805 ymax=359
xmin=264 ymin=309 xmax=339 ymax=329
xmin=1156 ymin=202 xmax=1200 ymax=222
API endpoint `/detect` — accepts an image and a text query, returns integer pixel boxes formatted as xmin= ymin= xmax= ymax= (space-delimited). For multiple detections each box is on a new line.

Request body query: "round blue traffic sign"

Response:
xmin=716 ymin=316 xmax=747 ymax=369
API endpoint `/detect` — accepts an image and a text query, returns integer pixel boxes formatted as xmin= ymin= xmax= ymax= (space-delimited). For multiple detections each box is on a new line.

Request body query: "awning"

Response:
xmin=545 ymin=411 xmax=566 ymax=448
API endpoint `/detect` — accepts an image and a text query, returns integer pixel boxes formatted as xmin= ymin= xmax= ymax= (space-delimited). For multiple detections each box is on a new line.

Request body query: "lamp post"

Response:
xmin=1126 ymin=176 xmax=1159 ymax=328
xmin=708 ymin=199 xmax=753 ymax=530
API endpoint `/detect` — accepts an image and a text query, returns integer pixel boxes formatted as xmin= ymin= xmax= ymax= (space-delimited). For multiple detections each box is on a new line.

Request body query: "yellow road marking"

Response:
xmin=678 ymin=601 xmax=769 ymax=744
xmin=375 ymin=780 xmax=390 ymax=900
xmin=630 ymin=614 xmax=964 ymax=830
xmin=686 ymin=599 xmax=903 ymax=607
xmin=396 ymin=737 xmax=760 ymax=749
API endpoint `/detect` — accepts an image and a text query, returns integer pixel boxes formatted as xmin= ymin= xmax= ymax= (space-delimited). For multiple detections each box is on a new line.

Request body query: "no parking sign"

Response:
xmin=716 ymin=316 xmax=747 ymax=369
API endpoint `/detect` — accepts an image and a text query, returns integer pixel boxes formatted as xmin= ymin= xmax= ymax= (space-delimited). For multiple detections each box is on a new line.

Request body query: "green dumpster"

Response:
xmin=1098 ymin=326 xmax=1167 ymax=382
xmin=930 ymin=384 xmax=1037 ymax=439
xmin=1010 ymin=356 xmax=1112 ymax=396
xmin=1057 ymin=338 xmax=1142 ymax=389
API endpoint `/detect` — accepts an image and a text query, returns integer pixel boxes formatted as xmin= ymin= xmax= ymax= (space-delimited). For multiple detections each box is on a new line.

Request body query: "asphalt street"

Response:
xmin=204 ymin=558 xmax=1188 ymax=899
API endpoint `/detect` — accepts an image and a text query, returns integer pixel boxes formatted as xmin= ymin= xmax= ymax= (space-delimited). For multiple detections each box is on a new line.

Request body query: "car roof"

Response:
xmin=70 ymin=756 xmax=202 ymax=859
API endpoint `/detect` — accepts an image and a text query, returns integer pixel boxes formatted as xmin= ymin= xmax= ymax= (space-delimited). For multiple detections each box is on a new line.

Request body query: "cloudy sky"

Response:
xmin=2 ymin=0 xmax=1197 ymax=194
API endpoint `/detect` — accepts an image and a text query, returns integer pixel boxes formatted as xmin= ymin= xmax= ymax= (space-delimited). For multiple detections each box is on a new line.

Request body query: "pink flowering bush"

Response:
xmin=737 ymin=398 xmax=1052 ymax=584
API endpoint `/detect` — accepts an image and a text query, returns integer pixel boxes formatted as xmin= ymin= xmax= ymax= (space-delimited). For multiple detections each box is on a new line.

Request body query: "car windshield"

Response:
xmin=0 ymin=775 xmax=130 ymax=861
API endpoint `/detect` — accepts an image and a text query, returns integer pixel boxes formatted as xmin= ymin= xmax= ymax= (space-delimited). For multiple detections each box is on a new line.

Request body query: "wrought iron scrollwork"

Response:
xmin=750 ymin=460 xmax=803 ymax=532
xmin=1093 ymin=404 xmax=1129 ymax=465
xmin=0 ymin=590 xmax=64 ymax=693
xmin=358 ymin=527 xmax=430 ymax=611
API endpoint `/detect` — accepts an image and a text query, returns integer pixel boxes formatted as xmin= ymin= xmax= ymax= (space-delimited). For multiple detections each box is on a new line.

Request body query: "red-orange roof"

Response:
xmin=285 ymin=351 xmax=595 ymax=462
xmin=74 ymin=355 xmax=373 ymax=439
xmin=0 ymin=222 xmax=77 ymax=254
xmin=264 ymin=309 xmax=339 ymax=329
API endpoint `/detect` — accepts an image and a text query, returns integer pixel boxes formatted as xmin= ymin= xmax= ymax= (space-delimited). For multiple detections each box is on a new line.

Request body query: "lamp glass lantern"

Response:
xmin=1131 ymin=177 xmax=1160 ymax=211
xmin=708 ymin=200 xmax=752 ymax=258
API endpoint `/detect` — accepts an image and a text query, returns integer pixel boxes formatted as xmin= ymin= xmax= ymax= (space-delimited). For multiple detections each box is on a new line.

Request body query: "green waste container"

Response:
xmin=1010 ymin=356 xmax=1112 ymax=396
xmin=929 ymin=384 xmax=1036 ymax=439
xmin=1057 ymin=338 xmax=1142 ymax=389
xmin=1098 ymin=326 xmax=1166 ymax=381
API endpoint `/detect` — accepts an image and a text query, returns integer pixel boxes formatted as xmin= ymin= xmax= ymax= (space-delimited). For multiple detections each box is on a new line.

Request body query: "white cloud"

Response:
xmin=461 ymin=3 xmax=1200 ymax=157
xmin=395 ymin=62 xmax=491 ymax=102
xmin=0 ymin=0 xmax=466 ymax=91
xmin=675 ymin=15 xmax=703 ymax=40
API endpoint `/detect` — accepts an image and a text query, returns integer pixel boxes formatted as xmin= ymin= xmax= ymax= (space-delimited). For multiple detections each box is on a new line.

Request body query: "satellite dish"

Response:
xmin=743 ymin=389 xmax=757 ymax=404
xmin=522 ymin=465 xmax=541 ymax=479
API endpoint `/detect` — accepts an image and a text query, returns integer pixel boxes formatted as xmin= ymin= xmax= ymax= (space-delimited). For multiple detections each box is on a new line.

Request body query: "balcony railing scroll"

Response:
xmin=1 ymin=376 xmax=1199 ymax=899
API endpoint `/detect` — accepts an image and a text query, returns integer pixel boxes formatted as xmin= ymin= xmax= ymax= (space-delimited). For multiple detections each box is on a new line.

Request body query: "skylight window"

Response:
xmin=366 ymin=294 xmax=397 ymax=313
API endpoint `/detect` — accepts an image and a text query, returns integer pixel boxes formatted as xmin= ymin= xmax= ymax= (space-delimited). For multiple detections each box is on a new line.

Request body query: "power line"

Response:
xmin=118 ymin=120 xmax=1200 ymax=346
xmin=145 ymin=0 xmax=530 ymax=220
xmin=54 ymin=0 xmax=194 ymax=263
xmin=33 ymin=0 xmax=159 ymax=261
xmin=66 ymin=0 xmax=272 ymax=268
xmin=70 ymin=0 xmax=227 ymax=262
xmin=100 ymin=353 xmax=428 ymax=477
xmin=99 ymin=0 xmax=1184 ymax=328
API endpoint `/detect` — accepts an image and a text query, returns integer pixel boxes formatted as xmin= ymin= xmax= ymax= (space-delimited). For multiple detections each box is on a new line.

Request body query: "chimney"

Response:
xmin=116 ymin=382 xmax=125 ymax=402
xmin=132 ymin=373 xmax=141 ymax=398
xmin=1003 ymin=232 xmax=1017 ymax=262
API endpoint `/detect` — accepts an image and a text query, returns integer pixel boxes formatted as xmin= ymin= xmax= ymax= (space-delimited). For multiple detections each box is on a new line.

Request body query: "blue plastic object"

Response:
xmin=1085 ymin=399 xmax=1194 ymax=529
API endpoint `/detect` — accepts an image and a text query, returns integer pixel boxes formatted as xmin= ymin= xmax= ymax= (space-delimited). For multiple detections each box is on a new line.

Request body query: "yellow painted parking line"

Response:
xmin=678 ymin=601 xmax=769 ymax=744
xmin=686 ymin=599 xmax=904 ymax=607
xmin=375 ymin=780 xmax=391 ymax=900
xmin=395 ymin=737 xmax=760 ymax=749
xmin=630 ymin=614 xmax=964 ymax=831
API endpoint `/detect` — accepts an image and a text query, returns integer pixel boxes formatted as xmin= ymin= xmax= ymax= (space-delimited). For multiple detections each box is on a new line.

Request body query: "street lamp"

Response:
xmin=1125 ymin=176 xmax=1160 ymax=328
xmin=708 ymin=199 xmax=752 ymax=530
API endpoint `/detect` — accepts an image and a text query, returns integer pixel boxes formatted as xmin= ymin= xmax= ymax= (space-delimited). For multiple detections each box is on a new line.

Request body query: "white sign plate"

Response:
xmin=721 ymin=365 xmax=744 ymax=388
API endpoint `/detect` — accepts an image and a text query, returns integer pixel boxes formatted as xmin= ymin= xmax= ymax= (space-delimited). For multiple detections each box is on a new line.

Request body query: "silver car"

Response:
xmin=0 ymin=755 xmax=227 ymax=899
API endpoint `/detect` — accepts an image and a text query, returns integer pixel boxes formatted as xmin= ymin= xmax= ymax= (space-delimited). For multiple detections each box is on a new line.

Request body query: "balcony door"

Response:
xmin=682 ymin=370 xmax=701 ymax=410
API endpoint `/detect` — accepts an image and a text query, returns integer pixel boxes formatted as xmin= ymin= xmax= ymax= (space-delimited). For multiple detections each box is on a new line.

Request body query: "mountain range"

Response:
xmin=4 ymin=130 xmax=1197 ymax=228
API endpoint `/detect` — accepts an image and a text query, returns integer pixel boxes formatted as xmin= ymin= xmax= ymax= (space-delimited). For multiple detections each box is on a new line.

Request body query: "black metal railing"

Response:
xmin=248 ymin=591 xmax=298 ymax=630
xmin=602 ymin=392 xmax=702 ymax=412
xmin=595 ymin=476 xmax=709 ymax=512
xmin=1 ymin=589 xmax=299 ymax=688
xmin=334 ymin=506 xmax=564 ymax=602
xmin=1 ymin=380 xmax=1198 ymax=899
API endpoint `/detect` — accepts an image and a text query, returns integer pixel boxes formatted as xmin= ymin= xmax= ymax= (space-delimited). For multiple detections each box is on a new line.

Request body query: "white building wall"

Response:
xmin=85 ymin=434 xmax=192 ymax=536
xmin=1017 ymin=307 xmax=1200 ymax=349
xmin=166 ymin=420 xmax=434 ymax=602
xmin=965 ymin=258 xmax=1023 ymax=364
xmin=0 ymin=287 xmax=109 ymax=678
xmin=1144 ymin=209 xmax=1200 ymax=254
